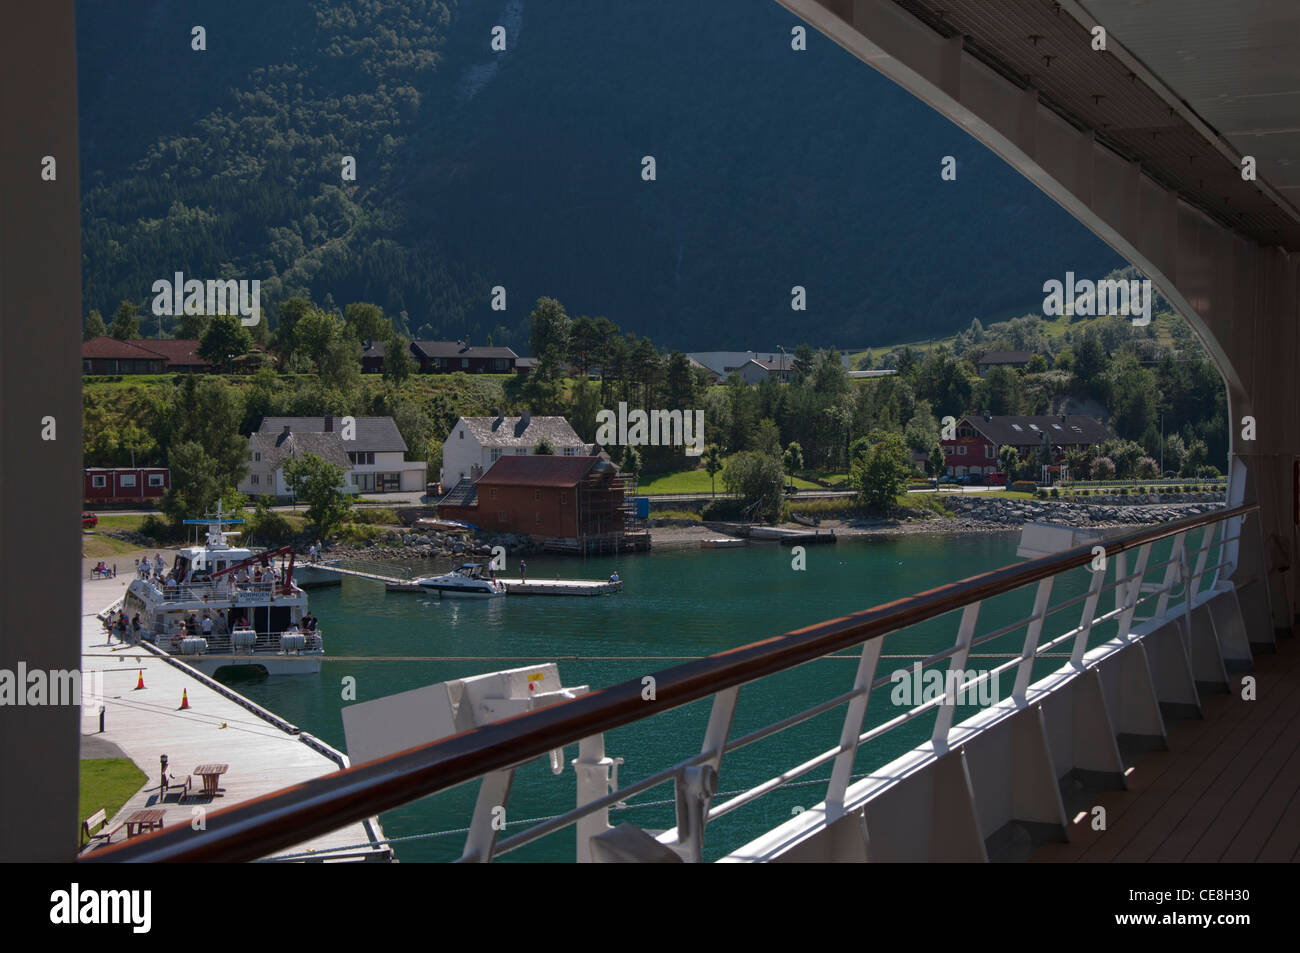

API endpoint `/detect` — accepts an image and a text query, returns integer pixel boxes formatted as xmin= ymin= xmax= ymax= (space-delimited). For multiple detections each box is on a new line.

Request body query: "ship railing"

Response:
xmin=84 ymin=503 xmax=1260 ymax=863
xmin=167 ymin=629 xmax=323 ymax=655
xmin=149 ymin=580 xmax=299 ymax=602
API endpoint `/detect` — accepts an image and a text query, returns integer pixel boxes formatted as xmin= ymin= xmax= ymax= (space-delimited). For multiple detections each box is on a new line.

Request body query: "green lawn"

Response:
xmin=79 ymin=758 xmax=148 ymax=842
xmin=639 ymin=464 xmax=823 ymax=496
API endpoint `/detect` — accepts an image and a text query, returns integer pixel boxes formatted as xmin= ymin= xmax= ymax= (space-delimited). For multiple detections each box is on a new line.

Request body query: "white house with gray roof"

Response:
xmin=238 ymin=424 xmax=356 ymax=500
xmin=244 ymin=416 xmax=428 ymax=497
xmin=440 ymin=412 xmax=591 ymax=487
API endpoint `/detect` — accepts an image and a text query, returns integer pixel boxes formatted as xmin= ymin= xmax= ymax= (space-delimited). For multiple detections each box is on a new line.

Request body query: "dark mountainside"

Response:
xmin=77 ymin=0 xmax=1123 ymax=350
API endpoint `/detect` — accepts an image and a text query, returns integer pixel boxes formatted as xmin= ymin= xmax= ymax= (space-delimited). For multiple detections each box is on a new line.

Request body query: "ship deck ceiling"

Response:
xmin=1033 ymin=632 xmax=1300 ymax=862
xmin=80 ymin=577 xmax=385 ymax=861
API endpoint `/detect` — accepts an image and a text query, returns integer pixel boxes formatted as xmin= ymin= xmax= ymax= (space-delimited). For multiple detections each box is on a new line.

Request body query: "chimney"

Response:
xmin=324 ymin=416 xmax=333 ymax=432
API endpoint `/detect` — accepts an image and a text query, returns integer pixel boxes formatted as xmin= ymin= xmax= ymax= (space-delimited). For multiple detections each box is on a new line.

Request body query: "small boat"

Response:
xmin=791 ymin=512 xmax=821 ymax=527
xmin=701 ymin=537 xmax=746 ymax=549
xmin=414 ymin=518 xmax=477 ymax=535
xmin=416 ymin=563 xmax=505 ymax=598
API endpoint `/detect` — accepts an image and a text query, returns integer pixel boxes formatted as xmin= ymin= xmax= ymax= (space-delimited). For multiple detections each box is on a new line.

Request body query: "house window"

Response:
xmin=120 ymin=474 xmax=136 ymax=487
xmin=985 ymin=446 xmax=995 ymax=459
xmin=91 ymin=475 xmax=106 ymax=488
xmin=1010 ymin=424 xmax=1023 ymax=432
xmin=534 ymin=490 xmax=542 ymax=501
xmin=461 ymin=358 xmax=469 ymax=369
xmin=251 ymin=475 xmax=260 ymax=486
xmin=560 ymin=492 xmax=567 ymax=504
xmin=1028 ymin=424 xmax=1039 ymax=431
xmin=536 ymin=513 xmax=544 ymax=524
xmin=458 ymin=430 xmax=464 ymax=439
xmin=957 ymin=446 xmax=967 ymax=456
xmin=515 ymin=448 xmax=528 ymax=455
xmin=490 ymin=449 xmax=502 ymax=463
xmin=563 ymin=447 xmax=579 ymax=456
xmin=498 ymin=511 xmax=507 ymax=522
xmin=148 ymin=474 xmax=164 ymax=487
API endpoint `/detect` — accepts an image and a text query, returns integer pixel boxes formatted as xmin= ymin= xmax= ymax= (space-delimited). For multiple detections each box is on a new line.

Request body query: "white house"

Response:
xmin=736 ymin=355 xmax=796 ymax=384
xmin=242 ymin=416 xmax=428 ymax=497
xmin=440 ymin=412 xmax=590 ymax=487
xmin=238 ymin=424 xmax=356 ymax=500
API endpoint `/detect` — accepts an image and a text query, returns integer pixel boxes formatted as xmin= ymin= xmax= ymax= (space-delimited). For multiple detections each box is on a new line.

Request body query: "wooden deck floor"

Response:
xmin=80 ymin=576 xmax=390 ymax=862
xmin=1033 ymin=631 xmax=1300 ymax=862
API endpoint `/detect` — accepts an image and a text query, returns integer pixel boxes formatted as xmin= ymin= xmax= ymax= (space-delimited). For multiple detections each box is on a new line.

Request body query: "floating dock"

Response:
xmin=313 ymin=564 xmax=620 ymax=596
xmin=701 ymin=537 xmax=746 ymax=549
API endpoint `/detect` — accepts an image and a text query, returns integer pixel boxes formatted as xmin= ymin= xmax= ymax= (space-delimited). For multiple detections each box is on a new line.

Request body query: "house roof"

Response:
xmin=257 ymin=416 xmax=408 ymax=453
xmin=977 ymin=350 xmax=1036 ymax=365
xmin=751 ymin=355 xmax=795 ymax=372
xmin=248 ymin=429 xmax=350 ymax=472
xmin=458 ymin=415 xmax=587 ymax=450
xmin=362 ymin=341 xmax=386 ymax=358
xmin=437 ymin=478 xmax=478 ymax=508
xmin=139 ymin=339 xmax=209 ymax=366
xmin=514 ymin=357 xmax=538 ymax=368
xmin=412 ymin=341 xmax=519 ymax=360
xmin=962 ymin=415 xmax=1113 ymax=447
xmin=82 ymin=336 xmax=168 ymax=360
xmin=479 ymin=455 xmax=611 ymax=488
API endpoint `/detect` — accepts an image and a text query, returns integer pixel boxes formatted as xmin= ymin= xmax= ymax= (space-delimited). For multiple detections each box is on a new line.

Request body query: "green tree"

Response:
xmin=344 ymin=302 xmax=391 ymax=342
xmin=534 ymin=437 xmax=556 ymax=455
xmin=755 ymin=418 xmax=782 ymax=458
xmin=722 ymin=450 xmax=784 ymax=522
xmin=160 ymin=441 xmax=222 ymax=524
xmin=382 ymin=334 xmax=414 ymax=387
xmin=783 ymin=442 xmax=804 ymax=489
xmin=282 ymin=453 xmax=352 ymax=537
xmin=199 ymin=314 xmax=253 ymax=373
xmin=851 ymin=431 xmax=912 ymax=513
xmin=620 ymin=446 xmax=642 ymax=479
xmin=84 ymin=309 xmax=107 ymax=341
xmin=702 ymin=444 xmax=724 ymax=498
xmin=274 ymin=297 xmax=316 ymax=363
xmin=929 ymin=443 xmax=945 ymax=479
xmin=529 ymin=297 xmax=571 ymax=364
xmin=176 ymin=311 xmax=211 ymax=340
xmin=998 ymin=445 xmax=1022 ymax=481
xmin=109 ymin=299 xmax=140 ymax=340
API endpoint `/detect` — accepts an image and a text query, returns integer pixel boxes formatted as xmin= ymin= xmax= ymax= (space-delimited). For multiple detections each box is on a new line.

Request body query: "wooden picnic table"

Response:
xmin=193 ymin=763 xmax=229 ymax=796
xmin=124 ymin=809 xmax=166 ymax=838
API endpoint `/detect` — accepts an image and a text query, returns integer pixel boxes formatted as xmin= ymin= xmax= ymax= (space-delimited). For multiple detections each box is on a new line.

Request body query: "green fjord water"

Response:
xmin=225 ymin=532 xmax=1171 ymax=862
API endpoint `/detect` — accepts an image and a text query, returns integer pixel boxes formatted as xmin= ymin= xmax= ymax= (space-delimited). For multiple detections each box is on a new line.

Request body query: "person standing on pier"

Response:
xmin=519 ymin=560 xmax=527 ymax=583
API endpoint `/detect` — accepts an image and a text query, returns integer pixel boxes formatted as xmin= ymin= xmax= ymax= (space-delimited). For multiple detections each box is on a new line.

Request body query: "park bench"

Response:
xmin=80 ymin=808 xmax=125 ymax=850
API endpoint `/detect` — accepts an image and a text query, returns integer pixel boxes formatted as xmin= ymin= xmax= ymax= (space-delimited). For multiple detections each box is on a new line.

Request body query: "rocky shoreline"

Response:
xmin=100 ymin=492 xmax=1226 ymax=561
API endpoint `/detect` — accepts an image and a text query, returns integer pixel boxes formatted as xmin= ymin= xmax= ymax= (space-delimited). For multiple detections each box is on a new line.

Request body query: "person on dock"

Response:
xmin=519 ymin=560 xmax=527 ymax=583
xmin=154 ymin=553 xmax=164 ymax=577
xmin=131 ymin=613 xmax=142 ymax=642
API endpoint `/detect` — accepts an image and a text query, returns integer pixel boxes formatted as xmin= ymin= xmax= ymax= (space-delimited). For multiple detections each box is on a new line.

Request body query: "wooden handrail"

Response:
xmin=83 ymin=503 xmax=1254 ymax=863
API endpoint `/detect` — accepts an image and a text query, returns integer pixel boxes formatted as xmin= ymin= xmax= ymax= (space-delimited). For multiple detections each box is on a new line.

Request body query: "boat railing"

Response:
xmin=85 ymin=503 xmax=1260 ymax=863
xmin=165 ymin=629 xmax=323 ymax=655
xmin=144 ymin=579 xmax=301 ymax=602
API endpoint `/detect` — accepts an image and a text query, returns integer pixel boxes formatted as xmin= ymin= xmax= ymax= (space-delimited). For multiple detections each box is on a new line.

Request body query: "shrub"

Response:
xmin=1011 ymin=481 xmax=1037 ymax=494
xmin=1050 ymin=487 xmax=1060 ymax=498
xmin=701 ymin=498 xmax=747 ymax=521
xmin=1119 ymin=487 xmax=1129 ymax=495
xmin=139 ymin=514 xmax=176 ymax=541
xmin=350 ymin=508 xmax=399 ymax=525
xmin=1080 ymin=489 xmax=1090 ymax=497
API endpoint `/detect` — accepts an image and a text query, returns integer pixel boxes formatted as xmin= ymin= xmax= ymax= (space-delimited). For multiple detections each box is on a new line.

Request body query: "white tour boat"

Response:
xmin=118 ymin=503 xmax=324 ymax=675
xmin=417 ymin=562 xmax=505 ymax=598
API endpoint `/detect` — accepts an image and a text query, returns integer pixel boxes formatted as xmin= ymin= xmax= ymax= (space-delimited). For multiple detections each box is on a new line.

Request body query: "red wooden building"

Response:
xmin=437 ymin=455 xmax=647 ymax=554
xmin=85 ymin=467 xmax=169 ymax=505
xmin=940 ymin=415 xmax=1114 ymax=479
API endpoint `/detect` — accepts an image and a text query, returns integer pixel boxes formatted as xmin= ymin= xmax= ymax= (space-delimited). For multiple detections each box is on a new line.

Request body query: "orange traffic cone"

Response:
xmin=134 ymin=670 xmax=145 ymax=690
xmin=179 ymin=688 xmax=190 ymax=710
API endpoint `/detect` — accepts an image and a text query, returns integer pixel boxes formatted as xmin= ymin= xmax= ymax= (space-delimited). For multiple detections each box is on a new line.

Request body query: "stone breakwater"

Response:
xmin=940 ymin=492 xmax=1225 ymax=529
xmin=328 ymin=529 xmax=542 ymax=561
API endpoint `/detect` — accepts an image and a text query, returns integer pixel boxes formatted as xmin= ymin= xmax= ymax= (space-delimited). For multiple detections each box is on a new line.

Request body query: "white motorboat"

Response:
xmin=417 ymin=563 xmax=505 ymax=598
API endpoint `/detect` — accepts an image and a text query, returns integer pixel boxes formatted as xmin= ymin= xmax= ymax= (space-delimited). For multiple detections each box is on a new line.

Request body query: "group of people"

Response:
xmin=108 ymin=611 xmax=142 ymax=641
xmin=92 ymin=561 xmax=116 ymax=579
xmin=286 ymin=613 xmax=319 ymax=634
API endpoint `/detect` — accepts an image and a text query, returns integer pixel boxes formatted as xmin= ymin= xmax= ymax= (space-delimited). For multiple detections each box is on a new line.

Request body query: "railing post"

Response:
xmin=458 ymin=768 xmax=514 ymax=862
xmin=1115 ymin=543 xmax=1151 ymax=641
xmin=826 ymin=638 xmax=884 ymax=817
xmin=1070 ymin=561 xmax=1107 ymax=667
xmin=1190 ymin=524 xmax=1214 ymax=597
xmin=573 ymin=734 xmax=617 ymax=863
xmin=673 ymin=686 xmax=738 ymax=862
xmin=1154 ymin=531 xmax=1187 ymax=618
xmin=1013 ymin=577 xmax=1055 ymax=701
xmin=931 ymin=602 xmax=981 ymax=749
